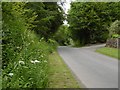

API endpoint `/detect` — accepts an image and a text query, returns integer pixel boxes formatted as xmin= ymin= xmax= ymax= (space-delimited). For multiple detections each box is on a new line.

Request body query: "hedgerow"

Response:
xmin=2 ymin=2 xmax=56 ymax=88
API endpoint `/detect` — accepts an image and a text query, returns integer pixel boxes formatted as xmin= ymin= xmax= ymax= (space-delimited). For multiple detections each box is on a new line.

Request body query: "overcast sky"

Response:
xmin=57 ymin=0 xmax=73 ymax=25
xmin=59 ymin=0 xmax=74 ymax=14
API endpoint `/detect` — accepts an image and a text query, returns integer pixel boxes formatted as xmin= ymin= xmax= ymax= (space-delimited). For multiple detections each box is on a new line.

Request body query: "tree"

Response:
xmin=54 ymin=25 xmax=71 ymax=45
xmin=67 ymin=2 xmax=120 ymax=46
xmin=25 ymin=2 xmax=64 ymax=40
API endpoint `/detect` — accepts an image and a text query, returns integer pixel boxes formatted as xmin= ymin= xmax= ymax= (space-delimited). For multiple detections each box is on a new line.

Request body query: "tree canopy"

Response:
xmin=68 ymin=2 xmax=120 ymax=46
xmin=25 ymin=2 xmax=64 ymax=40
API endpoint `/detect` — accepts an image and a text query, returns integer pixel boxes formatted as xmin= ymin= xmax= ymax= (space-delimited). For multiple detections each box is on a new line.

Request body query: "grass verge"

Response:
xmin=96 ymin=47 xmax=120 ymax=60
xmin=48 ymin=51 xmax=80 ymax=88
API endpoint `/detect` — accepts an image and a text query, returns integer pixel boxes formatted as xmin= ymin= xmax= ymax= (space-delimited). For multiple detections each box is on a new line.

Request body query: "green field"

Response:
xmin=96 ymin=47 xmax=119 ymax=60
xmin=48 ymin=51 xmax=80 ymax=88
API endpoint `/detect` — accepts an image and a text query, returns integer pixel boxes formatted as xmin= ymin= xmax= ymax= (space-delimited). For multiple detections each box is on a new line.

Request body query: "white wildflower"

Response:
xmin=44 ymin=60 xmax=47 ymax=63
xmin=8 ymin=73 xmax=13 ymax=76
xmin=30 ymin=60 xmax=40 ymax=64
xmin=40 ymin=37 xmax=44 ymax=42
xmin=30 ymin=60 xmax=35 ymax=64
xmin=34 ymin=60 xmax=40 ymax=63
xmin=16 ymin=47 xmax=20 ymax=49
xmin=31 ymin=40 xmax=34 ymax=43
xmin=19 ymin=61 xmax=24 ymax=64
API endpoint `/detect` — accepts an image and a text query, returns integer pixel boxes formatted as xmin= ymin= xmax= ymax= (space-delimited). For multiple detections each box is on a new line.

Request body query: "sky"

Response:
xmin=63 ymin=0 xmax=71 ymax=14
xmin=63 ymin=0 xmax=71 ymax=25
xmin=57 ymin=0 xmax=74 ymax=25
xmin=59 ymin=0 xmax=76 ymax=14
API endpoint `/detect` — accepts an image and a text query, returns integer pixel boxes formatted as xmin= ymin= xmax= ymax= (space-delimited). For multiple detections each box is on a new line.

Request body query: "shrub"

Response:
xmin=109 ymin=20 xmax=120 ymax=38
xmin=111 ymin=34 xmax=120 ymax=38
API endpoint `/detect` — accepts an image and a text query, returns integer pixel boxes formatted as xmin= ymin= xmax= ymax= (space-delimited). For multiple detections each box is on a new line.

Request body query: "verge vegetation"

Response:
xmin=48 ymin=51 xmax=80 ymax=88
xmin=2 ymin=2 xmax=63 ymax=88
xmin=96 ymin=47 xmax=119 ymax=60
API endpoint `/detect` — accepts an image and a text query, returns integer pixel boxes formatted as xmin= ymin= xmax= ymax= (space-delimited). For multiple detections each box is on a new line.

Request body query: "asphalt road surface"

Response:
xmin=58 ymin=44 xmax=118 ymax=88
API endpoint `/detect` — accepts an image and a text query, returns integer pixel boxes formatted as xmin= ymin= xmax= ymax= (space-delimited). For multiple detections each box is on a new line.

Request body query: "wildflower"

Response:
xmin=8 ymin=73 xmax=13 ymax=77
xmin=31 ymin=40 xmax=34 ymax=43
xmin=34 ymin=60 xmax=40 ymax=63
xmin=30 ymin=60 xmax=35 ymax=64
xmin=30 ymin=60 xmax=40 ymax=64
xmin=19 ymin=61 xmax=25 ymax=65
xmin=44 ymin=60 xmax=47 ymax=63
xmin=16 ymin=47 xmax=20 ymax=49
xmin=40 ymin=37 xmax=44 ymax=42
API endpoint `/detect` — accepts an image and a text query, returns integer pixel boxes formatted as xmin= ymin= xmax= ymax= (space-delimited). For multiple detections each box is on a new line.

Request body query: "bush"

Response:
xmin=109 ymin=20 xmax=120 ymax=38
xmin=111 ymin=34 xmax=120 ymax=38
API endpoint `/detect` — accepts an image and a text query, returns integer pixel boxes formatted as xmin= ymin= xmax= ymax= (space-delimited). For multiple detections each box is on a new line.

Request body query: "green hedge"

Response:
xmin=2 ymin=2 xmax=56 ymax=88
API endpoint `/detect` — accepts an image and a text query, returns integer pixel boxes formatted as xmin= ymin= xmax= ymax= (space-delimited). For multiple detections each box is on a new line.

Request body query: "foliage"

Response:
xmin=25 ymin=2 xmax=64 ymax=40
xmin=68 ymin=2 xmax=120 ymax=46
xmin=54 ymin=25 xmax=71 ymax=45
xmin=2 ymin=2 xmax=59 ymax=88
xmin=47 ymin=38 xmax=58 ymax=53
xmin=111 ymin=34 xmax=120 ymax=38
xmin=109 ymin=20 xmax=120 ymax=38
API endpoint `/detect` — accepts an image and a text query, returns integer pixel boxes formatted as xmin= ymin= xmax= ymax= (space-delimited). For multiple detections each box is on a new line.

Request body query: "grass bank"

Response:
xmin=48 ymin=51 xmax=80 ymax=88
xmin=96 ymin=47 xmax=120 ymax=60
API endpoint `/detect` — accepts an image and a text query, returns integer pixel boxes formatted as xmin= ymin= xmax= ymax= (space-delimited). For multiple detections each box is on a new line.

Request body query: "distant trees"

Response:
xmin=54 ymin=25 xmax=71 ymax=45
xmin=68 ymin=2 xmax=120 ymax=46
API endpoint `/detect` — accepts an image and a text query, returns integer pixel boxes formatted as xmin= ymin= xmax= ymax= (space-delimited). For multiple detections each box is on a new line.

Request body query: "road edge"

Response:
xmin=57 ymin=48 xmax=87 ymax=88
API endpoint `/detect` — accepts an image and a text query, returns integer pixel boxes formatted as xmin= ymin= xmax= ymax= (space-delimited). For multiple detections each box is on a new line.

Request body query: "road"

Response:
xmin=58 ymin=44 xmax=118 ymax=88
